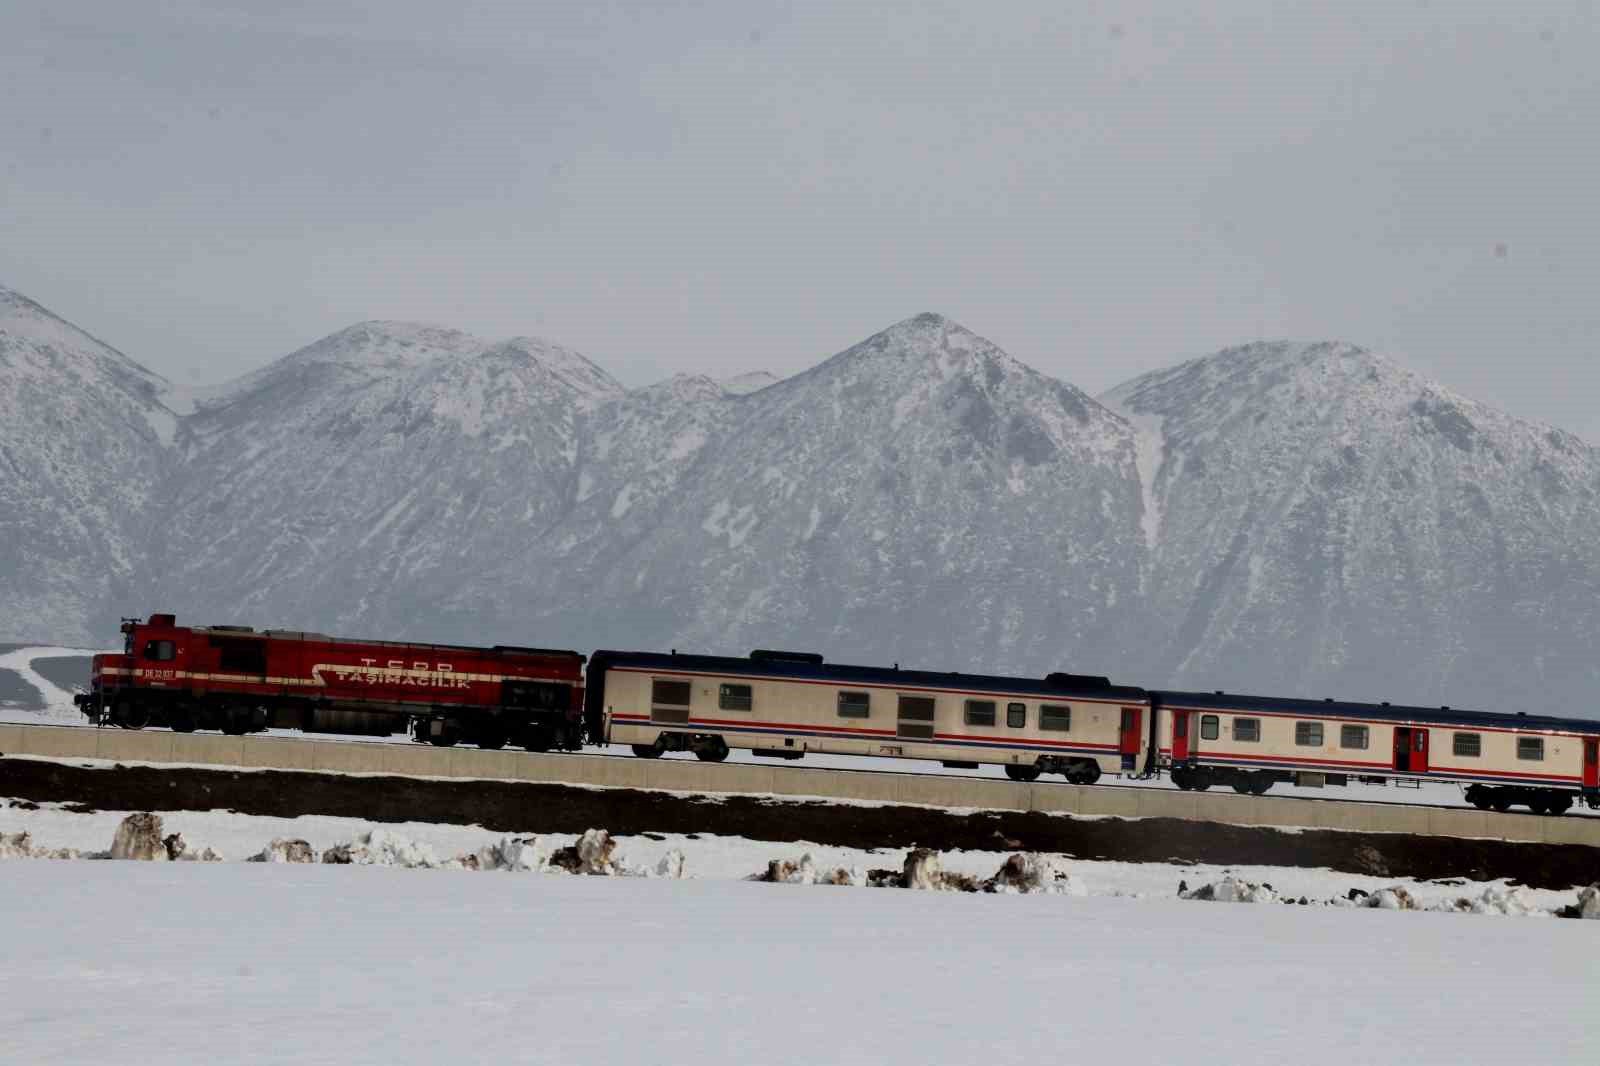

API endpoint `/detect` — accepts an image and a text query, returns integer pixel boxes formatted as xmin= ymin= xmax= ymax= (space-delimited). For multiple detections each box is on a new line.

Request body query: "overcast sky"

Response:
xmin=4 ymin=2 xmax=1597 ymax=434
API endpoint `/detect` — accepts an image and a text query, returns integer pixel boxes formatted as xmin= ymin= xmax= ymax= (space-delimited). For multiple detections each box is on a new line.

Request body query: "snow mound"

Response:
xmin=249 ymin=839 xmax=317 ymax=864
xmin=900 ymin=848 xmax=981 ymax=892
xmin=1557 ymin=884 xmax=1600 ymax=919
xmin=987 ymin=853 xmax=1087 ymax=896
xmin=650 ymin=849 xmax=687 ymax=880
xmin=110 ymin=813 xmax=169 ymax=860
xmin=322 ymin=828 xmax=443 ymax=869
xmin=1440 ymin=886 xmax=1538 ymax=916
xmin=1181 ymin=876 xmax=1279 ymax=903
xmin=752 ymin=853 xmax=863 ymax=886
xmin=1580 ymin=885 xmax=1600 ymax=919
xmin=460 ymin=836 xmax=548 ymax=872
xmin=1363 ymin=886 xmax=1418 ymax=911
xmin=0 ymin=831 xmax=82 ymax=861
xmin=161 ymin=832 xmax=222 ymax=862
xmin=1 ymin=830 xmax=40 ymax=859
xmin=549 ymin=829 xmax=619 ymax=875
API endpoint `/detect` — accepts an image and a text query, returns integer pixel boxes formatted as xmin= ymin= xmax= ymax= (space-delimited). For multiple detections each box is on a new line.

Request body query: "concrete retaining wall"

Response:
xmin=3 ymin=723 xmax=1595 ymax=846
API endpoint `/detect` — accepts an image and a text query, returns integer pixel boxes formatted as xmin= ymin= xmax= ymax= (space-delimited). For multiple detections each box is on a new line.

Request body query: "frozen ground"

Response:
xmin=1 ymin=854 xmax=1596 ymax=1066
xmin=4 ymin=644 xmax=1593 ymax=817
xmin=0 ymin=799 xmax=1592 ymax=911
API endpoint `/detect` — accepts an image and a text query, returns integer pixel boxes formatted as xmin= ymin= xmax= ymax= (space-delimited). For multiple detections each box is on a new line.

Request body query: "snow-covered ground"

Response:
xmin=0 ymin=799 xmax=1590 ymax=912
xmin=1 ymin=839 xmax=1595 ymax=1065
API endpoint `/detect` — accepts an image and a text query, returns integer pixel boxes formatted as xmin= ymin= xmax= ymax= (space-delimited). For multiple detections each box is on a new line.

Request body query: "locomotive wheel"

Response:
xmin=478 ymin=733 xmax=507 ymax=750
xmin=1004 ymin=763 xmax=1041 ymax=782
xmin=631 ymin=743 xmax=664 ymax=759
xmin=428 ymin=733 xmax=459 ymax=748
xmin=220 ymin=708 xmax=251 ymax=736
xmin=695 ymin=738 xmax=730 ymax=762
xmin=169 ymin=708 xmax=197 ymax=733
xmin=113 ymin=701 xmax=149 ymax=730
xmin=522 ymin=730 xmax=551 ymax=753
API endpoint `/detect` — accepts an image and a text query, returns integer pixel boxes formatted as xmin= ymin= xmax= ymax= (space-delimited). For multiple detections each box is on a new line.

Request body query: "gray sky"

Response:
xmin=5 ymin=2 xmax=1598 ymax=434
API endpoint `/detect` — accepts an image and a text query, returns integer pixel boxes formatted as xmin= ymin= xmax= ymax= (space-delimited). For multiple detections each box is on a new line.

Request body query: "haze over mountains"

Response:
xmin=3 ymin=283 xmax=1597 ymax=714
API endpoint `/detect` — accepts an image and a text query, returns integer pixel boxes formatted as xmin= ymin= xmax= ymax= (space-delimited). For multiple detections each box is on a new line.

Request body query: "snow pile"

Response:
xmin=987 ymin=853 xmax=1087 ymax=896
xmin=0 ymin=830 xmax=76 ymax=860
xmin=752 ymin=853 xmax=862 ymax=886
xmin=249 ymin=839 xmax=317 ymax=864
xmin=1579 ymin=886 xmax=1600 ymax=919
xmin=109 ymin=813 xmax=168 ymax=860
xmin=322 ymin=828 xmax=443 ymax=869
xmin=752 ymin=849 xmax=1089 ymax=894
xmin=162 ymin=832 xmax=222 ymax=863
xmin=1362 ymin=886 xmax=1419 ymax=911
xmin=460 ymin=836 xmax=547 ymax=872
xmin=1555 ymin=885 xmax=1600 ymax=919
xmin=900 ymin=848 xmax=982 ymax=892
xmin=548 ymin=828 xmax=619 ymax=875
xmin=545 ymin=829 xmax=686 ymax=878
xmin=1443 ymin=886 xmax=1538 ymax=917
xmin=650 ymin=849 xmax=687 ymax=880
xmin=1180 ymin=876 xmax=1279 ymax=904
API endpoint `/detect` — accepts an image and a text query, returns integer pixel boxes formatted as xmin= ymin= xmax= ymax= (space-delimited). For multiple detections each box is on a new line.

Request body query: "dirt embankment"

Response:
xmin=4 ymin=757 xmax=1598 ymax=888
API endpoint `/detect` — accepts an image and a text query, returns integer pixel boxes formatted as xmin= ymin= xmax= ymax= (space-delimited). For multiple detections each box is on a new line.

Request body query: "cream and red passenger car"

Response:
xmin=587 ymin=649 xmax=1153 ymax=782
xmin=1151 ymin=690 xmax=1600 ymax=814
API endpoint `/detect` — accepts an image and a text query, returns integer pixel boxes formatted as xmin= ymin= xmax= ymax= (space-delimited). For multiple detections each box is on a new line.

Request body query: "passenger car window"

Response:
xmin=837 ymin=691 xmax=870 ymax=718
xmin=1040 ymin=704 xmax=1071 ymax=732
xmin=651 ymin=679 xmax=691 ymax=707
xmin=1233 ymin=718 xmax=1261 ymax=743
xmin=719 ymin=683 xmax=753 ymax=711
xmin=897 ymin=695 xmax=936 ymax=740
xmin=1453 ymin=732 xmax=1481 ymax=758
xmin=1006 ymin=702 xmax=1026 ymax=728
xmin=1517 ymin=737 xmax=1544 ymax=761
xmin=964 ymin=700 xmax=996 ymax=727
xmin=1200 ymin=715 xmax=1219 ymax=741
xmin=1295 ymin=722 xmax=1323 ymax=746
xmin=1340 ymin=724 xmax=1368 ymax=750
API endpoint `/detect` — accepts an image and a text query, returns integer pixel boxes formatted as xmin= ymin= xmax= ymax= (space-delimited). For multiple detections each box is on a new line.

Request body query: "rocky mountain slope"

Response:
xmin=1102 ymin=341 xmax=1600 ymax=707
xmin=141 ymin=321 xmax=625 ymax=636
xmin=5 ymin=285 xmax=1599 ymax=713
xmin=0 ymin=286 xmax=178 ymax=644
xmin=455 ymin=313 xmax=1146 ymax=671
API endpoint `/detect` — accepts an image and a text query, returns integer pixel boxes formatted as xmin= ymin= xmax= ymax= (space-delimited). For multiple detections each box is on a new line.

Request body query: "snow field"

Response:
xmin=2 ymin=857 xmax=1597 ymax=1066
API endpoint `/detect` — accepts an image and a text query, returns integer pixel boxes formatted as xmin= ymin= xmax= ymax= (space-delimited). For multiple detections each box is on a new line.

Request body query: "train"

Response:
xmin=77 ymin=614 xmax=1600 ymax=816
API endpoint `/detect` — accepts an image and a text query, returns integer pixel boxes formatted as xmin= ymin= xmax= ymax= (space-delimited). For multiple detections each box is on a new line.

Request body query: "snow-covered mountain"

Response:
xmin=1102 ymin=341 xmax=1600 ymax=707
xmin=5 ymin=285 xmax=1600 ymax=713
xmin=0 ymin=286 xmax=178 ymax=644
xmin=453 ymin=313 xmax=1146 ymax=670
xmin=140 ymin=321 xmax=625 ymax=635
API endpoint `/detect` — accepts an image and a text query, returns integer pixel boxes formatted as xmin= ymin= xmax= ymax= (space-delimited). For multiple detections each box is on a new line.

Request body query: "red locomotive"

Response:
xmin=75 ymin=614 xmax=587 ymax=751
